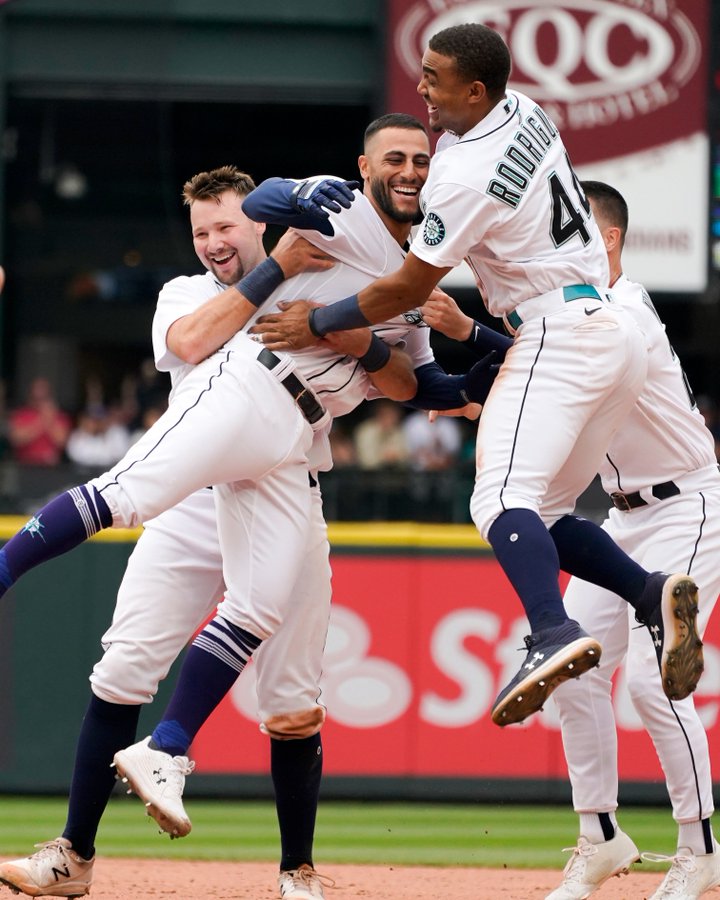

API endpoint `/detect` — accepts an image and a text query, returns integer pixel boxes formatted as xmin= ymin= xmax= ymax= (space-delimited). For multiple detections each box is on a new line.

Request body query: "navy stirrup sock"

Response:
xmin=487 ymin=509 xmax=567 ymax=633
xmin=549 ymin=514 xmax=648 ymax=607
xmin=273 ymin=734 xmax=322 ymax=872
xmin=63 ymin=695 xmax=141 ymax=860
xmin=0 ymin=486 xmax=112 ymax=597
xmin=152 ymin=618 xmax=262 ymax=756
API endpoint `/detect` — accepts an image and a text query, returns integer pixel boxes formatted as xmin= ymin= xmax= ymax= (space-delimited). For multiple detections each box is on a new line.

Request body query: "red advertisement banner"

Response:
xmin=191 ymin=554 xmax=720 ymax=782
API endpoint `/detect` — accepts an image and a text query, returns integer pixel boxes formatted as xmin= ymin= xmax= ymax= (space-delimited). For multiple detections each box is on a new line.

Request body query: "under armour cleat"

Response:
xmin=491 ymin=619 xmax=601 ymax=726
xmin=643 ymin=845 xmax=720 ymax=899
xmin=545 ymin=831 xmax=639 ymax=899
xmin=636 ymin=573 xmax=703 ymax=701
xmin=112 ymin=736 xmax=194 ymax=838
xmin=0 ymin=838 xmax=93 ymax=898
xmin=278 ymin=864 xmax=334 ymax=899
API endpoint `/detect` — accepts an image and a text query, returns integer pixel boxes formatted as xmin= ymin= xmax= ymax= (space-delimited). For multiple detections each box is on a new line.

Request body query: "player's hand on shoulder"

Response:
xmin=291 ymin=177 xmax=361 ymax=217
xmin=271 ymin=229 xmax=335 ymax=279
xmin=421 ymin=288 xmax=473 ymax=341
xmin=250 ymin=299 xmax=318 ymax=350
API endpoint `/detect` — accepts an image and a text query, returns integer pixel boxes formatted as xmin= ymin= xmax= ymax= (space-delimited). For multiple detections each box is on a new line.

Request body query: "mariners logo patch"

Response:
xmin=423 ymin=212 xmax=446 ymax=246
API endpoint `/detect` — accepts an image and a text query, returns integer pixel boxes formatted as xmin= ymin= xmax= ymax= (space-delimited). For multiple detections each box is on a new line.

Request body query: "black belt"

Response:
xmin=257 ymin=348 xmax=326 ymax=425
xmin=610 ymin=480 xmax=681 ymax=511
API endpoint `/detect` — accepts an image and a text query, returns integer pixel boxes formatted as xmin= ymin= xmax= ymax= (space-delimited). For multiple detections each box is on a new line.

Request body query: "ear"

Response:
xmin=467 ymin=80 xmax=488 ymax=105
xmin=603 ymin=225 xmax=622 ymax=254
xmin=358 ymin=154 xmax=369 ymax=181
xmin=255 ymin=221 xmax=266 ymax=238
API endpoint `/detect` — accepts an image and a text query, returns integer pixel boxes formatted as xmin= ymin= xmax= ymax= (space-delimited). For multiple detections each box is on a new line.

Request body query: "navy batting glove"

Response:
xmin=291 ymin=178 xmax=361 ymax=216
xmin=463 ymin=351 xmax=502 ymax=405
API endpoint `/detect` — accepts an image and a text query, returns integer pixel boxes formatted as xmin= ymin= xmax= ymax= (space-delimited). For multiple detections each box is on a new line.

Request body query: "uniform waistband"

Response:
xmin=504 ymin=284 xmax=611 ymax=335
xmin=609 ymin=464 xmax=720 ymax=512
xmin=256 ymin=348 xmax=327 ymax=425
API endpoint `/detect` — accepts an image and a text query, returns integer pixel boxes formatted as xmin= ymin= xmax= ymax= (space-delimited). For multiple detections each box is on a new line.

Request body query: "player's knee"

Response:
xmin=260 ymin=706 xmax=325 ymax=740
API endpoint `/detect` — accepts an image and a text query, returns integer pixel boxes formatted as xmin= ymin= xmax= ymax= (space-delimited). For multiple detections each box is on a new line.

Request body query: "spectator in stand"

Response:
xmin=354 ymin=399 xmax=409 ymax=470
xmin=8 ymin=376 xmax=72 ymax=466
xmin=402 ymin=407 xmax=461 ymax=471
xmin=328 ymin=421 xmax=357 ymax=468
xmin=66 ymin=404 xmax=131 ymax=469
xmin=127 ymin=404 xmax=167 ymax=447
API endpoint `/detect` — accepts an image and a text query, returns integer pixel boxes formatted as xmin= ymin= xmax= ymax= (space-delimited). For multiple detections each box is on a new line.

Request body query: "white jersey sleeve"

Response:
xmin=153 ymin=271 xmax=222 ymax=390
xmin=599 ymin=275 xmax=717 ymax=494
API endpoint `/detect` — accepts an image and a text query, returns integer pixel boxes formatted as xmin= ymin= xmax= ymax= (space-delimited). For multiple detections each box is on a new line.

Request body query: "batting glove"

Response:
xmin=463 ymin=351 xmax=502 ymax=405
xmin=291 ymin=177 xmax=361 ymax=216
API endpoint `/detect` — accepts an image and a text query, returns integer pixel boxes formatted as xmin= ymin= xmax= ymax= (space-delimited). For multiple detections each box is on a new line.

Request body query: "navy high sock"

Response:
xmin=0 ymin=486 xmax=112 ymax=598
xmin=152 ymin=616 xmax=262 ymax=756
xmin=62 ymin=695 xmax=141 ymax=860
xmin=272 ymin=734 xmax=322 ymax=872
xmin=487 ymin=509 xmax=567 ymax=633
xmin=550 ymin=514 xmax=648 ymax=607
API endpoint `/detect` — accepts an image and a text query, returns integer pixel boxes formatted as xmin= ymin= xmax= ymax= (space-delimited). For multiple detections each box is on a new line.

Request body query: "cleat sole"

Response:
xmin=661 ymin=575 xmax=704 ymax=701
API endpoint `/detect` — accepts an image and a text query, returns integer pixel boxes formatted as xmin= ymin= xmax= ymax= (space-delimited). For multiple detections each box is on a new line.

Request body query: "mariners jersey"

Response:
xmin=600 ymin=275 xmax=716 ymax=495
xmin=411 ymin=91 xmax=608 ymax=316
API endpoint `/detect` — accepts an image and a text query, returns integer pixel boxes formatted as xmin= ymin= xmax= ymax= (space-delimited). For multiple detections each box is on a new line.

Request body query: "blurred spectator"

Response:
xmin=8 ymin=376 xmax=72 ymax=466
xmin=354 ymin=399 xmax=409 ymax=470
xmin=402 ymin=408 xmax=462 ymax=471
xmin=328 ymin=422 xmax=357 ymax=468
xmin=66 ymin=403 xmax=131 ymax=468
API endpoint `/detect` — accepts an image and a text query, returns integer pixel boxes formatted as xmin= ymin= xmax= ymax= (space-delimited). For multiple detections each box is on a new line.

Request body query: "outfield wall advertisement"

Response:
xmin=384 ymin=0 xmax=710 ymax=294
xmin=192 ymin=552 xmax=720 ymax=783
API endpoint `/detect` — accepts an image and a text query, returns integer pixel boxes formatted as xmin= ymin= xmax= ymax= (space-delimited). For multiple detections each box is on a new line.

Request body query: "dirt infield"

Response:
xmin=86 ymin=858 xmax=667 ymax=898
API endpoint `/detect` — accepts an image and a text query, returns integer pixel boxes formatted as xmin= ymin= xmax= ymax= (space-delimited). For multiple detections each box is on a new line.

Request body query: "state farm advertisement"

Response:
xmin=191 ymin=553 xmax=720 ymax=782
xmin=386 ymin=0 xmax=709 ymax=293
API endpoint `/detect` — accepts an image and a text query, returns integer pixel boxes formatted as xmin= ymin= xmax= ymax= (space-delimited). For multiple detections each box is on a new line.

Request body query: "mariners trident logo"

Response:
xmin=21 ymin=514 xmax=46 ymax=542
xmin=423 ymin=212 xmax=445 ymax=246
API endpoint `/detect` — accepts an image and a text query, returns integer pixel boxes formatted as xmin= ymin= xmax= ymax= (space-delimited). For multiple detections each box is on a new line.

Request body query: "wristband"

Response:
xmin=309 ymin=294 xmax=371 ymax=337
xmin=462 ymin=320 xmax=513 ymax=357
xmin=235 ymin=257 xmax=284 ymax=308
xmin=357 ymin=334 xmax=391 ymax=373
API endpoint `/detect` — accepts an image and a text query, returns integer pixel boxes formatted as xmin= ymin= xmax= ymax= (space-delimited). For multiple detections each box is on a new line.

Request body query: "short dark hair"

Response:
xmin=429 ymin=23 xmax=511 ymax=99
xmin=581 ymin=180 xmax=629 ymax=241
xmin=364 ymin=113 xmax=427 ymax=149
xmin=182 ymin=165 xmax=256 ymax=206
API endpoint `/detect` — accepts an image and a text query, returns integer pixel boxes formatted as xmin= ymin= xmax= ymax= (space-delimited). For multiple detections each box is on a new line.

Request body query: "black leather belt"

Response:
xmin=610 ymin=480 xmax=681 ymax=511
xmin=257 ymin=348 xmax=326 ymax=425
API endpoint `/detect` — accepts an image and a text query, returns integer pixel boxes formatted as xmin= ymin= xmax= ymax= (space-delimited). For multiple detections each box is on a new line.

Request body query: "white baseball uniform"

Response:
xmin=407 ymin=90 xmax=649 ymax=539
xmin=553 ymin=274 xmax=720 ymax=823
xmin=91 ymin=192 xmax=436 ymax=735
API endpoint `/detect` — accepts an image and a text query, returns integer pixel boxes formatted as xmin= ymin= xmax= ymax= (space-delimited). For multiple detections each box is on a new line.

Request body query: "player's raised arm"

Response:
xmin=243 ymin=176 xmax=360 ymax=236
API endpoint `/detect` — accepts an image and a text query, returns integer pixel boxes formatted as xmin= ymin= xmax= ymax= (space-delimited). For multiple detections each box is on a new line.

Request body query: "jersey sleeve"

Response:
xmin=411 ymin=179 xmax=492 ymax=270
xmin=242 ymin=176 xmax=339 ymax=236
xmin=152 ymin=275 xmax=210 ymax=373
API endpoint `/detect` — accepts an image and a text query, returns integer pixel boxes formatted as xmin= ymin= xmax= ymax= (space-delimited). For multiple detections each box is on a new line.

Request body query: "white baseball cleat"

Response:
xmin=643 ymin=846 xmax=720 ymax=899
xmin=544 ymin=830 xmax=640 ymax=899
xmin=278 ymin=864 xmax=334 ymax=899
xmin=0 ymin=838 xmax=93 ymax=897
xmin=112 ymin=735 xmax=194 ymax=838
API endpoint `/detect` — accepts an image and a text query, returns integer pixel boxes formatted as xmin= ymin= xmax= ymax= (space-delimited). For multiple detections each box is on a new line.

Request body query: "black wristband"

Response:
xmin=235 ymin=257 xmax=284 ymax=308
xmin=357 ymin=334 xmax=391 ymax=373
xmin=309 ymin=295 xmax=371 ymax=337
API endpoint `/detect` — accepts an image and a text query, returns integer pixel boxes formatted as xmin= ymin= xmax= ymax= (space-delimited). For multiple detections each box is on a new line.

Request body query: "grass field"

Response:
xmin=0 ymin=797 xmax=678 ymax=871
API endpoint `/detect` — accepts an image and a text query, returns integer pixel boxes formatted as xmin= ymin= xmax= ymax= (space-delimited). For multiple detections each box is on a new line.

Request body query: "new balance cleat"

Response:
xmin=112 ymin=736 xmax=194 ymax=838
xmin=644 ymin=846 xmax=720 ymax=898
xmin=0 ymin=838 xmax=93 ymax=898
xmin=491 ymin=619 xmax=601 ymax=726
xmin=545 ymin=831 xmax=639 ymax=899
xmin=278 ymin=865 xmax=334 ymax=899
xmin=637 ymin=573 xmax=704 ymax=701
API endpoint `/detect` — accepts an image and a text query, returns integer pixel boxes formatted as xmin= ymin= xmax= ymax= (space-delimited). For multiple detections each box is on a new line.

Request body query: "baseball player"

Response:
xmin=0 ymin=116 xmax=481 ymax=899
xmin=544 ymin=183 xmax=720 ymax=900
xmin=250 ymin=23 xmax=703 ymax=727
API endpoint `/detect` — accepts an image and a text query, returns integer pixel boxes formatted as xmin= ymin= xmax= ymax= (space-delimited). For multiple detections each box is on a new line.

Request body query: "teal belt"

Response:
xmin=506 ymin=284 xmax=602 ymax=331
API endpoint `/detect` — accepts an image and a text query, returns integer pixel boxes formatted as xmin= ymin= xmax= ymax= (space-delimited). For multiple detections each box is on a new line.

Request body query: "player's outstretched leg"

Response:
xmin=491 ymin=619 xmax=601 ymax=726
xmin=545 ymin=830 xmax=639 ymax=899
xmin=634 ymin=572 xmax=704 ymax=701
xmin=113 ymin=737 xmax=194 ymax=838
xmin=0 ymin=838 xmax=93 ymax=898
